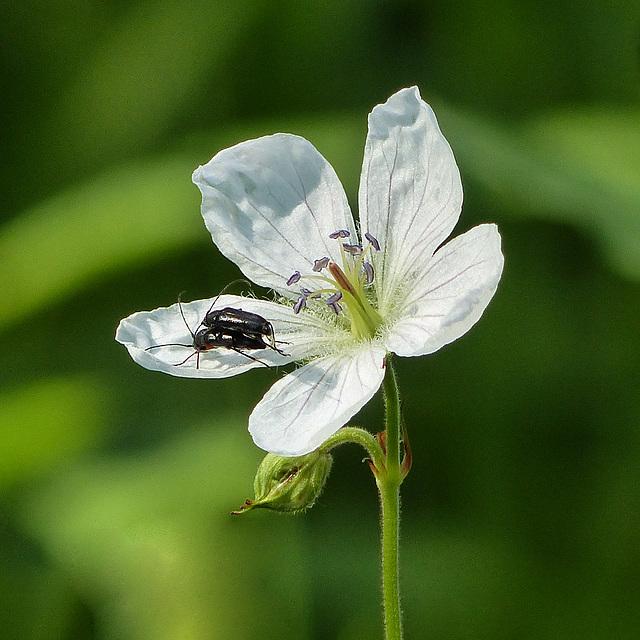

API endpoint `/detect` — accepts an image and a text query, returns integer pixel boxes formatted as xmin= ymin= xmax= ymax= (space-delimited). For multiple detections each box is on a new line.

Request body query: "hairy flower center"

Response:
xmin=286 ymin=230 xmax=383 ymax=339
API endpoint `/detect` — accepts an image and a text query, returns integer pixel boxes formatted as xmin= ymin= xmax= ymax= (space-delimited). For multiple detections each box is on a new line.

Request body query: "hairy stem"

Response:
xmin=377 ymin=358 xmax=403 ymax=640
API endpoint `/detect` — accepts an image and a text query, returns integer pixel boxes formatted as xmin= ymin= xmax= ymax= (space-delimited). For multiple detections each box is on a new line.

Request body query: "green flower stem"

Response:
xmin=320 ymin=359 xmax=406 ymax=640
xmin=320 ymin=425 xmax=385 ymax=471
xmin=378 ymin=358 xmax=403 ymax=640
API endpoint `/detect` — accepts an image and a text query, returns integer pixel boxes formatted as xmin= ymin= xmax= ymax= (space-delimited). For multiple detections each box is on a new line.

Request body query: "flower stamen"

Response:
xmin=285 ymin=231 xmax=383 ymax=338
xmin=342 ymin=243 xmax=362 ymax=256
xmin=326 ymin=291 xmax=343 ymax=315
xmin=293 ymin=296 xmax=306 ymax=313
xmin=300 ymin=287 xmax=322 ymax=299
xmin=313 ymin=257 xmax=330 ymax=272
xmin=365 ymin=232 xmax=380 ymax=251
xmin=362 ymin=261 xmax=374 ymax=285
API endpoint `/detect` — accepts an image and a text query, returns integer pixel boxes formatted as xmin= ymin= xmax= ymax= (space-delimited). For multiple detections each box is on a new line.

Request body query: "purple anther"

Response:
xmin=326 ymin=291 xmax=343 ymax=305
xmin=342 ymin=243 xmax=362 ymax=255
xmin=312 ymin=257 xmax=330 ymax=272
xmin=300 ymin=287 xmax=322 ymax=299
xmin=363 ymin=261 xmax=374 ymax=284
xmin=328 ymin=301 xmax=343 ymax=315
xmin=329 ymin=229 xmax=351 ymax=239
xmin=286 ymin=271 xmax=301 ymax=286
xmin=293 ymin=296 xmax=307 ymax=314
xmin=365 ymin=232 xmax=380 ymax=251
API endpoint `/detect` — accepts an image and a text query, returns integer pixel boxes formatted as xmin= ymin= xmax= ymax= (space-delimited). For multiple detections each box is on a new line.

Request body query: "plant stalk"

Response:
xmin=377 ymin=358 xmax=403 ymax=640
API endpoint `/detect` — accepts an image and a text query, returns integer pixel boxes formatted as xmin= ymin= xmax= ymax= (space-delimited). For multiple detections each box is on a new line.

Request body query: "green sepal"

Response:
xmin=233 ymin=450 xmax=333 ymax=515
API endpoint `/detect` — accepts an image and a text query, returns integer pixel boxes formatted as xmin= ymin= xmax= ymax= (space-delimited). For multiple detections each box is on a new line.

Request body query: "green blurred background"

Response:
xmin=1 ymin=1 xmax=639 ymax=638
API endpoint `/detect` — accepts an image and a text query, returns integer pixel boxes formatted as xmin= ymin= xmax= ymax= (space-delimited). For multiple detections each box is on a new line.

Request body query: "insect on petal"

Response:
xmin=116 ymin=295 xmax=317 ymax=378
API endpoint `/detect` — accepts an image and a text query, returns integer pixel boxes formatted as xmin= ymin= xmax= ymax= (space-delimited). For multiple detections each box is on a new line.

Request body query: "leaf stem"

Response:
xmin=320 ymin=425 xmax=385 ymax=471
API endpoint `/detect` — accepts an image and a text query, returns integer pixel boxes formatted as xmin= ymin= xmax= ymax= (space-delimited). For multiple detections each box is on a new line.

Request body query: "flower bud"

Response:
xmin=233 ymin=450 xmax=333 ymax=514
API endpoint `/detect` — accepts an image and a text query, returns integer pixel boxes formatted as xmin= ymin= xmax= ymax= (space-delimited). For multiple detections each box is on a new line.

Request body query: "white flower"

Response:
xmin=116 ymin=87 xmax=504 ymax=456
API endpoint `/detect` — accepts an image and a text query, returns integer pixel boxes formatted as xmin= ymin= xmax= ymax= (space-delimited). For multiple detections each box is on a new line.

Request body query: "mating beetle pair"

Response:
xmin=146 ymin=287 xmax=288 ymax=368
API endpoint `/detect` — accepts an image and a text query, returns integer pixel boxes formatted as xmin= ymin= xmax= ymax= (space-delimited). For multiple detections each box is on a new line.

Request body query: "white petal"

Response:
xmin=386 ymin=224 xmax=503 ymax=357
xmin=115 ymin=295 xmax=323 ymax=379
xmin=193 ymin=134 xmax=356 ymax=296
xmin=359 ymin=87 xmax=463 ymax=312
xmin=249 ymin=346 xmax=387 ymax=456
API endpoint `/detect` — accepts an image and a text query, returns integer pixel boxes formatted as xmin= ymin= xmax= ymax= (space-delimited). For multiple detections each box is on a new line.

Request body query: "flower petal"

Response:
xmin=359 ymin=86 xmax=463 ymax=312
xmin=115 ymin=295 xmax=322 ymax=378
xmin=249 ymin=346 xmax=387 ymax=456
xmin=193 ymin=134 xmax=356 ymax=296
xmin=385 ymin=224 xmax=503 ymax=357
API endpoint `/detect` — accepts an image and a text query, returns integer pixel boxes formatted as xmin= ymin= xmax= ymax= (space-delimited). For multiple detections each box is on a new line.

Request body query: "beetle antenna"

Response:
xmin=204 ymin=278 xmax=253 ymax=316
xmin=175 ymin=292 xmax=198 ymax=340
xmin=174 ymin=350 xmax=200 ymax=367
xmin=265 ymin=342 xmax=289 ymax=357
xmin=229 ymin=347 xmax=272 ymax=369
xmin=145 ymin=342 xmax=192 ymax=351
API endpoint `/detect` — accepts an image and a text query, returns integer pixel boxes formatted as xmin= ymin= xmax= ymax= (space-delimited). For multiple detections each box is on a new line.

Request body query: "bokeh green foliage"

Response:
xmin=1 ymin=1 xmax=639 ymax=638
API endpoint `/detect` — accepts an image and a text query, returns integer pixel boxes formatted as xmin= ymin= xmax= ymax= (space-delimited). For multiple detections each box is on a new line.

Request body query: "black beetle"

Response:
xmin=204 ymin=307 xmax=277 ymax=346
xmin=145 ymin=291 xmax=288 ymax=368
